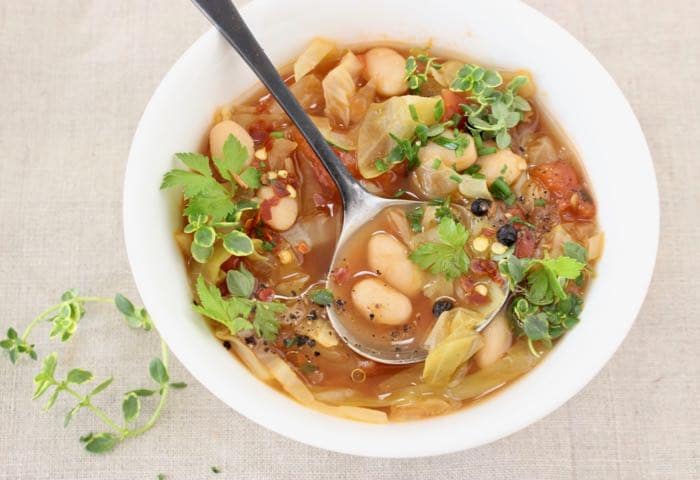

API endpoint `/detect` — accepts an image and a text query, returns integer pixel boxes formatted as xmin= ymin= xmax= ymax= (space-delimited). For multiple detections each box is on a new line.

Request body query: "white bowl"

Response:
xmin=123 ymin=0 xmax=658 ymax=458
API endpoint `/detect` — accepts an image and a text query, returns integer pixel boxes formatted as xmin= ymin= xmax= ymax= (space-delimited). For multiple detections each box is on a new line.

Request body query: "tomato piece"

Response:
xmin=530 ymin=160 xmax=596 ymax=222
xmin=290 ymin=128 xmax=340 ymax=201
xmin=514 ymin=228 xmax=537 ymax=258
xmin=469 ymin=259 xmax=503 ymax=285
xmin=333 ymin=148 xmax=360 ymax=177
xmin=440 ymin=89 xmax=465 ymax=121
xmin=256 ymin=287 xmax=276 ymax=302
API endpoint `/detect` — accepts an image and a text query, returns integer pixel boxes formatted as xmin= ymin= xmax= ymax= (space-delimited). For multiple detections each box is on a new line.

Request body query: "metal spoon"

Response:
xmin=192 ymin=0 xmax=506 ymax=364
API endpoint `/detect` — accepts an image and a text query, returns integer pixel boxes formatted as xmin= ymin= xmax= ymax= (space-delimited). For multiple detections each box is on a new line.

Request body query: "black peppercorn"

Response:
xmin=497 ymin=223 xmax=518 ymax=246
xmin=432 ymin=298 xmax=455 ymax=318
xmin=470 ymin=198 xmax=491 ymax=217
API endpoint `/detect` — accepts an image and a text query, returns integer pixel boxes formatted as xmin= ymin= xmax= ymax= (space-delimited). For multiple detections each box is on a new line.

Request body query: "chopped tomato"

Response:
xmin=440 ymin=89 xmax=465 ymax=122
xmin=333 ymin=148 xmax=360 ymax=177
xmin=290 ymin=127 xmax=340 ymax=201
xmin=514 ymin=228 xmax=537 ymax=258
xmin=330 ymin=266 xmax=351 ymax=286
xmin=256 ymin=287 xmax=275 ymax=302
xmin=530 ymin=160 xmax=596 ymax=222
xmin=469 ymin=259 xmax=503 ymax=285
xmin=248 ymin=119 xmax=271 ymax=145
xmin=459 ymin=276 xmax=491 ymax=306
xmin=259 ymin=197 xmax=280 ymax=222
xmin=220 ymin=255 xmax=241 ymax=273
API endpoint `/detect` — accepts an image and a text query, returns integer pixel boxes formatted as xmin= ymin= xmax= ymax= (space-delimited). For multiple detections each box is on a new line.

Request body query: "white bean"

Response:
xmin=368 ymin=233 xmax=424 ymax=296
xmin=364 ymin=47 xmax=408 ymax=97
xmin=209 ymin=120 xmax=255 ymax=162
xmin=475 ymin=312 xmax=512 ymax=369
xmin=418 ymin=131 xmax=477 ymax=171
xmin=351 ymin=278 xmax=412 ymax=326
xmin=257 ymin=186 xmax=298 ymax=231
xmin=475 ymin=149 xmax=527 ymax=185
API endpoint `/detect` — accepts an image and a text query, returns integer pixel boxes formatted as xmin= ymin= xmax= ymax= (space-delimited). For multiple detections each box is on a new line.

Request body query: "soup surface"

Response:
xmin=162 ymin=39 xmax=603 ymax=423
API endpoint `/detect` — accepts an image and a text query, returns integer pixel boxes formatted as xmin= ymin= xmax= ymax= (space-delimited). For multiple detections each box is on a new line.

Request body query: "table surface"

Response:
xmin=1 ymin=1 xmax=698 ymax=478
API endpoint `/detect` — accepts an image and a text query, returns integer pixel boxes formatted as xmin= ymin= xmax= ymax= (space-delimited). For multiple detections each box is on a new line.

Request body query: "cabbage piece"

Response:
xmin=447 ymin=341 xmax=540 ymax=400
xmin=389 ymin=396 xmax=455 ymax=421
xmin=214 ymin=332 xmax=273 ymax=382
xmin=357 ymin=95 xmax=441 ymax=178
xmin=268 ymin=138 xmax=298 ymax=170
xmin=259 ymin=351 xmax=387 ymax=422
xmin=431 ymin=60 xmax=463 ymax=87
xmin=422 ymin=308 xmax=483 ymax=386
xmin=411 ymin=162 xmax=459 ymax=198
xmin=458 ymin=174 xmax=493 ymax=200
xmin=322 ymin=51 xmax=363 ymax=126
xmin=311 ymin=116 xmax=356 ymax=150
xmin=294 ymin=38 xmax=336 ymax=82
xmin=270 ymin=75 xmax=325 ymax=115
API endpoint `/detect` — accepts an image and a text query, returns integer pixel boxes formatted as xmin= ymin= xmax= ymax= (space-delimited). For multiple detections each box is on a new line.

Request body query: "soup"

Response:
xmin=161 ymin=39 xmax=603 ymax=423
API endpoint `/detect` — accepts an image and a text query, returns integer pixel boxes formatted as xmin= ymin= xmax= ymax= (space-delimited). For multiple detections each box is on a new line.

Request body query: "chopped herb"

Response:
xmin=406 ymin=206 xmax=425 ymax=233
xmin=405 ymin=54 xmax=442 ymax=91
xmin=261 ymin=240 xmax=276 ymax=251
xmin=300 ymin=362 xmax=318 ymax=373
xmin=269 ymin=131 xmax=285 ymax=139
xmin=392 ymin=188 xmax=407 ymax=198
xmin=309 ymin=289 xmax=334 ymax=306
xmin=449 ymin=173 xmax=463 ymax=183
xmin=409 ymin=217 xmax=470 ymax=280
xmin=408 ymin=104 xmax=419 ymax=121
xmin=509 ymin=216 xmax=536 ymax=229
xmin=374 ymin=158 xmax=389 ymax=173
xmin=534 ymin=198 xmax=547 ymax=207
xmin=211 ymin=466 xmax=221 ymax=474
xmin=431 ymin=158 xmax=442 ymax=170
xmin=464 ymin=164 xmax=481 ymax=175
xmin=490 ymin=176 xmax=515 ymax=205
xmin=434 ymin=98 xmax=445 ymax=121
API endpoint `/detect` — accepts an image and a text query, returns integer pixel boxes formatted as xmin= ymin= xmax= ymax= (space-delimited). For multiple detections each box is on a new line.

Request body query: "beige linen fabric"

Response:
xmin=0 ymin=1 xmax=698 ymax=478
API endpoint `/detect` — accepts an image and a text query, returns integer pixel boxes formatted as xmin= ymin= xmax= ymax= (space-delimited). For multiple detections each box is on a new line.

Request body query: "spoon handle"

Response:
xmin=191 ymin=0 xmax=363 ymax=206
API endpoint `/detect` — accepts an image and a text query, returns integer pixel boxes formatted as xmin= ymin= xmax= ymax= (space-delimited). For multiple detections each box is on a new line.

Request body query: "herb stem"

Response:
xmin=62 ymin=385 xmax=127 ymax=436
xmin=125 ymin=340 xmax=170 ymax=438
xmin=21 ymin=304 xmax=61 ymax=341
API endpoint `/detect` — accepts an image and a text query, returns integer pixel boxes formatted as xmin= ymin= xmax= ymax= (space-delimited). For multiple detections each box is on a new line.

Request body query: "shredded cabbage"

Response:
xmin=294 ymin=38 xmax=336 ymax=82
xmin=322 ymin=51 xmax=363 ymax=126
xmin=422 ymin=308 xmax=483 ymax=386
xmin=311 ymin=116 xmax=356 ymax=150
xmin=259 ymin=351 xmax=387 ymax=422
xmin=447 ymin=341 xmax=539 ymax=400
xmin=458 ymin=174 xmax=493 ymax=200
xmin=357 ymin=95 xmax=441 ymax=178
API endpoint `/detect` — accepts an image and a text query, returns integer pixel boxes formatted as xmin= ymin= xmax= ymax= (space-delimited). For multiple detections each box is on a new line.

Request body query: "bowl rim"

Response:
xmin=123 ymin=0 xmax=659 ymax=458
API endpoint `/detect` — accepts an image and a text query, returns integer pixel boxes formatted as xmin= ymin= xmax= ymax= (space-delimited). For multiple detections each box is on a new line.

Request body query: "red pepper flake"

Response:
xmin=220 ymin=255 xmax=242 ymax=273
xmin=330 ymin=267 xmax=350 ymax=286
xmin=256 ymin=287 xmax=275 ymax=302
xmin=297 ymin=241 xmax=311 ymax=255
xmin=271 ymin=180 xmax=290 ymax=197
xmin=470 ymin=259 xmax=504 ymax=285
xmin=459 ymin=276 xmax=490 ymax=306
xmin=481 ymin=227 xmax=496 ymax=238
xmin=259 ymin=197 xmax=280 ymax=222
xmin=248 ymin=119 xmax=270 ymax=145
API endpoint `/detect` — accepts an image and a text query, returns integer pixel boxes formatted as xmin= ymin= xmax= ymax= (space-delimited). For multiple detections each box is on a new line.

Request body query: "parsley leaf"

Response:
xmin=309 ymin=289 xmax=334 ymax=306
xmin=213 ymin=134 xmax=249 ymax=181
xmin=409 ymin=217 xmax=470 ymax=279
xmin=406 ymin=207 xmax=424 ymax=233
xmin=226 ymin=266 xmax=255 ymax=298
xmin=253 ymin=302 xmax=285 ymax=341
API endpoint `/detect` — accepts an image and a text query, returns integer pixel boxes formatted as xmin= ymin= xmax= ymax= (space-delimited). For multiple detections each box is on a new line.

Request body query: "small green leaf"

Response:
xmin=114 ymin=294 xmax=136 ymax=317
xmin=7 ymin=327 xmax=18 ymax=340
xmin=226 ymin=266 xmax=255 ymax=298
xmin=82 ymin=432 xmax=119 ymax=454
xmin=309 ymin=289 xmax=334 ymax=306
xmin=149 ymin=358 xmax=169 ymax=385
xmin=90 ymin=377 xmax=113 ymax=396
xmin=169 ymin=382 xmax=187 ymax=389
xmin=33 ymin=353 xmax=58 ymax=399
xmin=61 ymin=289 xmax=78 ymax=301
xmin=211 ymin=466 xmax=221 ymax=474
xmin=190 ymin=242 xmax=214 ymax=263
xmin=64 ymin=403 xmax=82 ymax=427
xmin=44 ymin=386 xmax=62 ymax=410
xmin=122 ymin=392 xmax=140 ymax=423
xmin=522 ymin=313 xmax=550 ymax=341
xmin=406 ymin=206 xmax=424 ymax=233
xmin=563 ymin=241 xmax=588 ymax=264
xmin=222 ymin=231 xmax=254 ymax=256
xmin=67 ymin=368 xmax=93 ymax=385
xmin=193 ymin=225 xmax=216 ymax=248
xmin=130 ymin=388 xmax=156 ymax=397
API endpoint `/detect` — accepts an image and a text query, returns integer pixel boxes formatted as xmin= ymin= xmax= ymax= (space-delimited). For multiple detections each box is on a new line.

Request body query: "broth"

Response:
xmin=165 ymin=40 xmax=602 ymax=422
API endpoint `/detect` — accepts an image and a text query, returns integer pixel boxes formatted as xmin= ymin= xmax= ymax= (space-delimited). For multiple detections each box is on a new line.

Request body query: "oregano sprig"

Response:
xmin=1 ymin=290 xmax=186 ymax=453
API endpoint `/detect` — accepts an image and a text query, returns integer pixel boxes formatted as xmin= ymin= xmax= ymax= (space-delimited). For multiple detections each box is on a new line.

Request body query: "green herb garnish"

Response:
xmin=0 ymin=291 xmax=185 ymax=453
xmin=405 ymin=54 xmax=442 ymax=91
xmin=269 ymin=131 xmax=285 ymax=139
xmin=499 ymin=252 xmax=586 ymax=355
xmin=194 ymin=274 xmax=284 ymax=341
xmin=490 ymin=176 xmax=515 ymax=205
xmin=534 ymin=198 xmax=547 ymax=207
xmin=410 ymin=217 xmax=470 ymax=280
xmin=406 ymin=206 xmax=425 ymax=233
xmin=309 ymin=288 xmax=334 ymax=306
